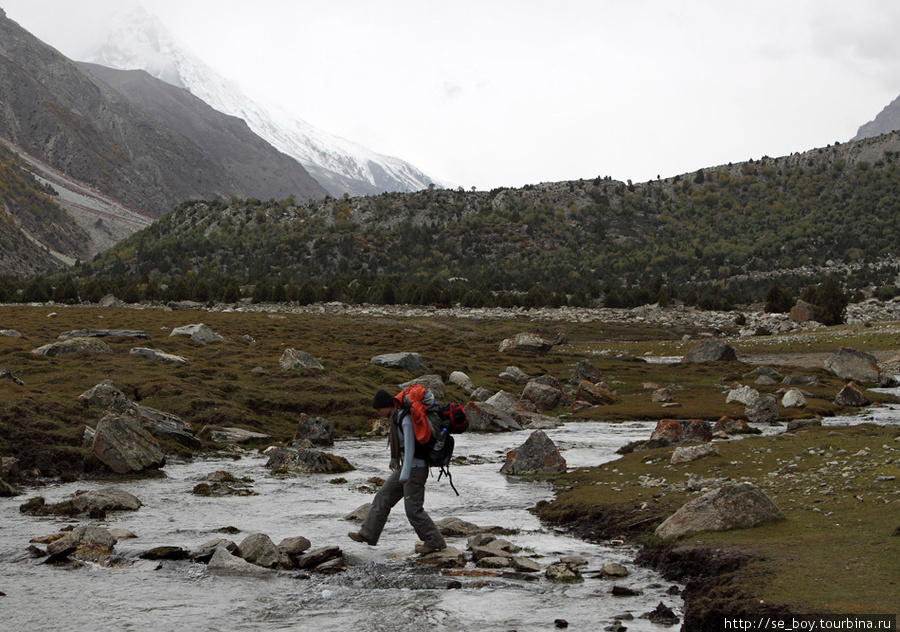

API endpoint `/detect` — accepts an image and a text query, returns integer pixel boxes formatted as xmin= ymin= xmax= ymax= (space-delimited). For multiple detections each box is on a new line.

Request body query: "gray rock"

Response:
xmin=599 ymin=562 xmax=629 ymax=578
xmin=569 ymin=359 xmax=602 ymax=384
xmin=414 ymin=546 xmax=466 ymax=569
xmin=203 ymin=427 xmax=272 ymax=444
xmin=448 ymin=371 xmax=476 ymax=394
xmin=682 ymin=339 xmax=738 ymax=363
xmin=192 ymin=539 xmax=237 ymax=563
xmin=545 ymin=561 xmax=583 ymax=583
xmin=521 ymin=381 xmax=567 ymax=411
xmin=435 ymin=517 xmax=503 ymax=537
xmin=293 ymin=414 xmax=335 ymax=446
xmin=0 ymin=369 xmax=25 ymax=386
xmin=655 ymin=482 xmax=785 ymax=539
xmin=824 ymin=347 xmax=884 ymax=385
xmin=670 ymin=443 xmax=720 ymax=465
xmin=91 ymin=411 xmax=166 ymax=474
xmin=296 ymin=546 xmax=343 ymax=570
xmin=71 ymin=487 xmax=142 ymax=514
xmin=370 ymin=352 xmax=427 ymax=372
xmin=169 ymin=323 xmax=224 ymax=344
xmin=130 ymin=347 xmax=187 ymax=363
xmin=279 ymin=348 xmax=324 ymax=371
xmin=835 ymin=381 xmax=870 ymax=407
xmin=574 ymin=381 xmax=617 ymax=405
xmin=31 ymin=337 xmax=113 ymax=357
xmin=0 ymin=476 xmax=18 ymax=497
xmin=500 ymin=430 xmax=567 ymax=475
xmin=652 ymin=387 xmax=674 ymax=403
xmin=781 ymin=389 xmax=807 ymax=408
xmin=0 ymin=329 xmax=21 ymax=337
xmin=499 ymin=366 xmax=530 ymax=384
xmin=277 ymin=536 xmax=312 ymax=560
xmin=265 ymin=447 xmax=354 ymax=473
xmin=464 ymin=401 xmax=523 ymax=433
xmin=58 ymin=329 xmax=150 ymax=340
xmin=399 ymin=374 xmax=446 ymax=399
xmin=726 ymin=385 xmax=759 ymax=405
xmin=345 ymin=503 xmax=371 ymax=522
xmin=237 ymin=533 xmax=289 ymax=569
xmin=745 ymin=394 xmax=778 ymax=424
xmin=511 ymin=556 xmax=543 ymax=573
xmin=47 ymin=526 xmax=116 ymax=562
xmin=498 ymin=332 xmax=556 ymax=355
xmin=208 ymin=546 xmax=274 ymax=577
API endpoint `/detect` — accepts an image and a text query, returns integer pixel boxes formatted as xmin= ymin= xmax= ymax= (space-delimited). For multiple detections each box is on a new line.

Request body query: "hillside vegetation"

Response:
xmin=12 ymin=132 xmax=900 ymax=310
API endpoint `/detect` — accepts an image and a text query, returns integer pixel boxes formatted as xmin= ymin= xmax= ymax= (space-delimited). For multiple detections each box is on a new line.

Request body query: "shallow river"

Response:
xmin=2 ymin=406 xmax=898 ymax=632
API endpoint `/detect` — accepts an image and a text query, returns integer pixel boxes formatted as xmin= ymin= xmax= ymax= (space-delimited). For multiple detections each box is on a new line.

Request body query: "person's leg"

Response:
xmin=403 ymin=466 xmax=446 ymax=549
xmin=354 ymin=469 xmax=404 ymax=545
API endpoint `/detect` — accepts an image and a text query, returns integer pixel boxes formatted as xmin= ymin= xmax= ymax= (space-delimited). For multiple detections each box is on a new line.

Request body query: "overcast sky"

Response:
xmin=4 ymin=0 xmax=900 ymax=190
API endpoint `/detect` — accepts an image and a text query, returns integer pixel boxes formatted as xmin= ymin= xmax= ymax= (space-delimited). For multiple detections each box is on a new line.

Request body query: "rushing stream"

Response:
xmin=3 ymin=403 xmax=898 ymax=632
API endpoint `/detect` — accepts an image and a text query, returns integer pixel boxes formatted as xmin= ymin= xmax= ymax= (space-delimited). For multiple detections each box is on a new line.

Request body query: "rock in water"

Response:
xmin=500 ymin=430 xmax=566 ymax=475
xmin=91 ymin=411 xmax=165 ymax=474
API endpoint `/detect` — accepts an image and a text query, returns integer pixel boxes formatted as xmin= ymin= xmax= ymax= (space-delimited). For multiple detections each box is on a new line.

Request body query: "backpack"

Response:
xmin=408 ymin=400 xmax=469 ymax=495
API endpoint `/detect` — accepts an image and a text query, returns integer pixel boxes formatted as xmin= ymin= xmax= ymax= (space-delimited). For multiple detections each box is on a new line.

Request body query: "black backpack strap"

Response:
xmin=437 ymin=465 xmax=459 ymax=496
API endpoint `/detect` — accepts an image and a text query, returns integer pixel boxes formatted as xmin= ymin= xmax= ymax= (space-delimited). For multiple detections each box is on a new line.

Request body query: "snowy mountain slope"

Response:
xmin=81 ymin=7 xmax=440 ymax=198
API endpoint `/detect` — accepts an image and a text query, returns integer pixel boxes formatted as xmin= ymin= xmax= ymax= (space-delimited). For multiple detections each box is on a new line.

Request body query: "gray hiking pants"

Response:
xmin=358 ymin=465 xmax=446 ymax=548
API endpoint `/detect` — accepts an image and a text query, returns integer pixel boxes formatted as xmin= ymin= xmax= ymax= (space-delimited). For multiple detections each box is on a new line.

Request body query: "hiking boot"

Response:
xmin=414 ymin=542 xmax=447 ymax=555
xmin=348 ymin=531 xmax=376 ymax=546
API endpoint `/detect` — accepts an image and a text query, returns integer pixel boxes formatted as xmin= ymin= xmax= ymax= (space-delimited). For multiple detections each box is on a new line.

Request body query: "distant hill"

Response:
xmin=0 ymin=9 xmax=327 ymax=219
xmin=65 ymin=132 xmax=900 ymax=308
xmin=853 ymin=94 xmax=900 ymax=141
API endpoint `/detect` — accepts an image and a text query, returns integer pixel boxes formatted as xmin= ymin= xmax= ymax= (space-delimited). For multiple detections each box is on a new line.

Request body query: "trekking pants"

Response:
xmin=358 ymin=465 xmax=446 ymax=548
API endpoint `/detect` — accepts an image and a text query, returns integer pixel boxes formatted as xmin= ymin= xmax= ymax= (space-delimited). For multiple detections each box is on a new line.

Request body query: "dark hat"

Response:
xmin=372 ymin=389 xmax=394 ymax=409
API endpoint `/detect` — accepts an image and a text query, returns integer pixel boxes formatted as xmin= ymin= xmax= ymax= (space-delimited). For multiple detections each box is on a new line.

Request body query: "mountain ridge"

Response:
xmin=80 ymin=6 xmax=441 ymax=197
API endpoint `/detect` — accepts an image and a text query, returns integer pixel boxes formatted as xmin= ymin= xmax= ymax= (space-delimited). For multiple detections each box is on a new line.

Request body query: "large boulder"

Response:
xmin=71 ymin=487 xmax=142 ymax=514
xmin=293 ymin=414 xmax=335 ymax=446
xmin=638 ymin=419 xmax=712 ymax=450
xmin=835 ymin=381 xmax=870 ymax=407
xmin=201 ymin=427 xmax=272 ymax=444
xmin=400 ymin=374 xmax=446 ymax=399
xmin=574 ymin=381 xmax=617 ymax=405
xmin=237 ymin=533 xmax=290 ymax=569
xmin=824 ymin=347 xmax=885 ymax=385
xmin=279 ymin=348 xmax=324 ymax=372
xmin=80 ymin=380 xmax=200 ymax=448
xmin=498 ymin=332 xmax=557 ymax=355
xmin=726 ymin=385 xmax=759 ymax=406
xmin=31 ymin=338 xmax=113 ymax=357
xmin=370 ymin=352 xmax=427 ymax=373
xmin=781 ymin=389 xmax=807 ymax=409
xmin=46 ymin=525 xmax=116 ymax=562
xmin=671 ymin=443 xmax=720 ymax=465
xmin=569 ymin=359 xmax=602 ymax=385
xmin=789 ymin=300 xmax=825 ymax=324
xmin=655 ymin=482 xmax=785 ymax=539
xmin=266 ymin=447 xmax=354 ymax=473
xmin=91 ymin=411 xmax=166 ymax=474
xmin=712 ymin=417 xmax=761 ymax=437
xmin=682 ymin=339 xmax=738 ymax=363
xmin=169 ymin=324 xmax=224 ymax=344
xmin=745 ymin=394 xmax=778 ymax=424
xmin=208 ymin=546 xmax=275 ymax=577
xmin=463 ymin=401 xmax=522 ymax=432
xmin=448 ymin=371 xmax=476 ymax=394
xmin=500 ymin=430 xmax=566 ymax=475
xmin=521 ymin=380 xmax=567 ymax=411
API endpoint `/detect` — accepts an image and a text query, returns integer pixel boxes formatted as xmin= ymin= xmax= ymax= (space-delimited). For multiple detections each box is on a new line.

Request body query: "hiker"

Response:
xmin=348 ymin=387 xmax=447 ymax=554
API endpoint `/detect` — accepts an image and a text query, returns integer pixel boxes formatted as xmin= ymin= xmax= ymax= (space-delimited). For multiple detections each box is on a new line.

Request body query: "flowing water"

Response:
xmin=2 ymin=403 xmax=898 ymax=632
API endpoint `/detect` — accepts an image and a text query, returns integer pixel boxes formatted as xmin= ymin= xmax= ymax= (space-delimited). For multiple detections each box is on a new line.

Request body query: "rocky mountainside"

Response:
xmin=81 ymin=6 xmax=441 ymax=197
xmin=77 ymin=62 xmax=327 ymax=204
xmin=853 ymin=94 xmax=900 ymax=141
xmin=0 ymin=9 xmax=325 ymax=220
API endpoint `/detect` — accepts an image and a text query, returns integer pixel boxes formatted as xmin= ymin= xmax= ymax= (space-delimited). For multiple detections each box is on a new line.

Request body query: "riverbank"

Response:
xmin=536 ymin=422 xmax=900 ymax=629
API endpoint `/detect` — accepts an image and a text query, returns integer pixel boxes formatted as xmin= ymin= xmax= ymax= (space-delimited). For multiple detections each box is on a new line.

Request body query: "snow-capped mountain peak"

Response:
xmin=81 ymin=6 xmax=440 ymax=197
